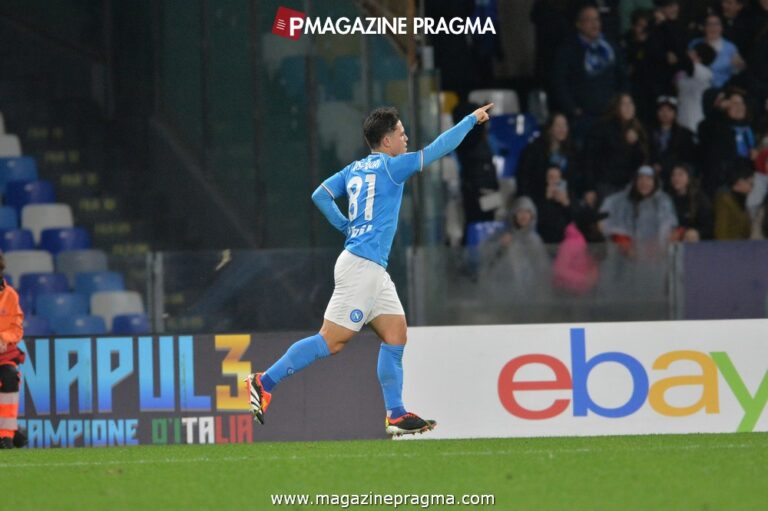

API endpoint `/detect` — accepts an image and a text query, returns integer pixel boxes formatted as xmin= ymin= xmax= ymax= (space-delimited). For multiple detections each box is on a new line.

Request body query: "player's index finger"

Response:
xmin=481 ymin=103 xmax=494 ymax=111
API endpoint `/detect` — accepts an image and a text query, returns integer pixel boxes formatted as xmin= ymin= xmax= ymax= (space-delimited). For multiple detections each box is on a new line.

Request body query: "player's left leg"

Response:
xmin=368 ymin=274 xmax=436 ymax=436
xmin=0 ymin=363 xmax=20 ymax=449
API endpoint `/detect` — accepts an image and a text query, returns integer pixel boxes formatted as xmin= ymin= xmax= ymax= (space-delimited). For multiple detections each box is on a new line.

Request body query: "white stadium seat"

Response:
xmin=21 ymin=203 xmax=74 ymax=243
xmin=91 ymin=291 xmax=145 ymax=331
xmin=468 ymin=89 xmax=520 ymax=115
xmin=55 ymin=249 xmax=109 ymax=288
xmin=4 ymin=250 xmax=54 ymax=285
xmin=0 ymin=134 xmax=22 ymax=157
xmin=0 ymin=112 xmax=6 ymax=134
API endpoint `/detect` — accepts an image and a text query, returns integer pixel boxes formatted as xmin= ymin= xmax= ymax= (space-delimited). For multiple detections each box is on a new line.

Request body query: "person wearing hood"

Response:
xmin=482 ymin=196 xmax=550 ymax=299
xmin=599 ymin=165 xmax=679 ymax=254
xmin=552 ymin=206 xmax=608 ymax=295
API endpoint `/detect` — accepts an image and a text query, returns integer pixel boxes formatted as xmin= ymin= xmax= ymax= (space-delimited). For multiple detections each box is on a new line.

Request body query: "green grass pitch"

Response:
xmin=3 ymin=433 xmax=766 ymax=510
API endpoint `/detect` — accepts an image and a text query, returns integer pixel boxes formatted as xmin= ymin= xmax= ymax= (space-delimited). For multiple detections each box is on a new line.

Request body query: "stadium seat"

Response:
xmin=112 ymin=313 xmax=150 ymax=335
xmin=0 ymin=156 xmax=38 ymax=194
xmin=0 ymin=135 xmax=21 ymax=157
xmin=527 ymin=89 xmax=550 ymax=125
xmin=75 ymin=271 xmax=125 ymax=299
xmin=52 ymin=314 xmax=107 ymax=336
xmin=91 ymin=291 xmax=144 ymax=331
xmin=331 ymin=55 xmax=360 ymax=101
xmin=0 ymin=206 xmax=18 ymax=230
xmin=21 ymin=203 xmax=74 ymax=243
xmin=36 ymin=292 xmax=89 ymax=322
xmin=3 ymin=250 xmax=54 ymax=287
xmin=6 ymin=180 xmax=56 ymax=213
xmin=278 ymin=56 xmax=330 ymax=101
xmin=40 ymin=227 xmax=91 ymax=255
xmin=465 ymin=221 xmax=508 ymax=247
xmin=488 ymin=114 xmax=540 ymax=179
xmin=468 ymin=89 xmax=520 ymax=116
xmin=18 ymin=272 xmax=69 ymax=314
xmin=0 ymin=229 xmax=35 ymax=252
xmin=23 ymin=315 xmax=52 ymax=337
xmin=56 ymin=249 xmax=108 ymax=288
xmin=0 ymin=112 xmax=5 ymax=134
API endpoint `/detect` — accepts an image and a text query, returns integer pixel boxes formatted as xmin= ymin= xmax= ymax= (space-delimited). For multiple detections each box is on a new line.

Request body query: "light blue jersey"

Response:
xmin=312 ymin=114 xmax=478 ymax=268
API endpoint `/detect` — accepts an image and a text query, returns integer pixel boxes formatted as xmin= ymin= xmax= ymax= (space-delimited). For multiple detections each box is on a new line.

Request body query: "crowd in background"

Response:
xmin=457 ymin=0 xmax=768 ymax=281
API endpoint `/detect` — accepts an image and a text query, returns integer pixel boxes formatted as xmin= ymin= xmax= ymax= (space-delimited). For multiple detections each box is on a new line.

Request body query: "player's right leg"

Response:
xmin=245 ymin=319 xmax=355 ymax=424
xmin=246 ymin=250 xmax=376 ymax=424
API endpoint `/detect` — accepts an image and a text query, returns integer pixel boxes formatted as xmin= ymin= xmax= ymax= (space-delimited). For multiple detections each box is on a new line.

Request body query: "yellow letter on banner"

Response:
xmin=649 ymin=351 xmax=719 ymax=416
xmin=215 ymin=334 xmax=252 ymax=410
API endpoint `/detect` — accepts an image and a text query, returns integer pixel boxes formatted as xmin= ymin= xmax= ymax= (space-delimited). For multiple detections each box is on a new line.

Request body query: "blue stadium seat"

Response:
xmin=52 ymin=314 xmax=107 ymax=336
xmin=112 ymin=313 xmax=150 ymax=335
xmin=0 ymin=229 xmax=35 ymax=252
xmin=23 ymin=315 xmax=51 ymax=337
xmin=465 ymin=221 xmax=508 ymax=247
xmin=278 ymin=56 xmax=330 ymax=101
xmin=36 ymin=292 xmax=89 ymax=322
xmin=0 ymin=206 xmax=18 ymax=230
xmin=40 ymin=227 xmax=91 ymax=255
xmin=488 ymin=114 xmax=539 ymax=178
xmin=331 ymin=56 xmax=360 ymax=101
xmin=0 ymin=156 xmax=38 ymax=194
xmin=55 ymin=249 xmax=108 ymax=288
xmin=75 ymin=271 xmax=125 ymax=299
xmin=5 ymin=180 xmax=56 ymax=213
xmin=18 ymin=272 xmax=69 ymax=314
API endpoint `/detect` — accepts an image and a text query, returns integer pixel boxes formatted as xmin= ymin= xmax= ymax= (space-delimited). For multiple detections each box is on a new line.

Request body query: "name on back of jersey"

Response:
xmin=349 ymin=224 xmax=373 ymax=238
xmin=352 ymin=159 xmax=381 ymax=171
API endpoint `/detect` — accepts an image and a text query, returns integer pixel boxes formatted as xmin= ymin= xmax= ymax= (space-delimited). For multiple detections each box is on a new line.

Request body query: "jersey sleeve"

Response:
xmin=385 ymin=114 xmax=478 ymax=185
xmin=320 ymin=168 xmax=348 ymax=199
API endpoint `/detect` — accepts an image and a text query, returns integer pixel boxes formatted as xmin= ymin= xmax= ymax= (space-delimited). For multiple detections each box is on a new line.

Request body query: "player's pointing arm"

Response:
xmin=387 ymin=103 xmax=493 ymax=183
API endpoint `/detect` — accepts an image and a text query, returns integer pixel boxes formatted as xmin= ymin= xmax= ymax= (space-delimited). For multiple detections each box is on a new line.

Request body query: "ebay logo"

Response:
xmin=498 ymin=329 xmax=768 ymax=432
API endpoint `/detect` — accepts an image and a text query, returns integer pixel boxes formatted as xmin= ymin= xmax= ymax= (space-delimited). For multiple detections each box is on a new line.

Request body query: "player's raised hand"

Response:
xmin=472 ymin=103 xmax=494 ymax=125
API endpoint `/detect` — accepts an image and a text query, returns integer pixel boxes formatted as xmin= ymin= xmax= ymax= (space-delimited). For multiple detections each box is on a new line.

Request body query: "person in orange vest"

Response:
xmin=0 ymin=252 xmax=25 ymax=449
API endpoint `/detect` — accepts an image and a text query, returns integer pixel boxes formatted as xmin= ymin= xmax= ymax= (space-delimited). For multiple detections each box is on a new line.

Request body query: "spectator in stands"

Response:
xmin=717 ymin=0 xmax=755 ymax=58
xmin=714 ymin=163 xmax=755 ymax=239
xmin=667 ymin=163 xmax=715 ymax=241
xmin=600 ymin=165 xmax=678 ymax=252
xmin=676 ymin=42 xmax=717 ymax=132
xmin=535 ymin=166 xmax=573 ymax=243
xmin=689 ymin=13 xmax=745 ymax=88
xmin=645 ymin=0 xmax=689 ymax=100
xmin=516 ymin=113 xmax=577 ymax=201
xmin=552 ymin=5 xmax=626 ymax=142
xmin=483 ymin=196 xmax=549 ymax=296
xmin=552 ymin=206 xmax=607 ymax=295
xmin=620 ymin=0 xmax=655 ymax=34
xmin=583 ymin=93 xmax=649 ymax=198
xmin=698 ymin=87 xmax=758 ymax=194
xmin=623 ymin=8 xmax=657 ymax=121
xmin=649 ymin=96 xmax=697 ymax=182
xmin=452 ymin=102 xmax=501 ymax=235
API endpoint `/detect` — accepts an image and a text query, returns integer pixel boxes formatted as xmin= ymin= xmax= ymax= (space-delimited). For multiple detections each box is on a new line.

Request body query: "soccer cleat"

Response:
xmin=0 ymin=437 xmax=13 ymax=449
xmin=13 ymin=429 xmax=28 ymax=448
xmin=385 ymin=413 xmax=437 ymax=437
xmin=244 ymin=373 xmax=272 ymax=425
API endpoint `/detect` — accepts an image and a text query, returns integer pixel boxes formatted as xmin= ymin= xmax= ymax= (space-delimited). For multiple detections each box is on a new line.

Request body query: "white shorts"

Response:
xmin=324 ymin=250 xmax=405 ymax=331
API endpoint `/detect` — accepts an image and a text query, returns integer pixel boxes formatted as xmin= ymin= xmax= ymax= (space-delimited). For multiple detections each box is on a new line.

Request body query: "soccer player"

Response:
xmin=246 ymin=103 xmax=493 ymax=435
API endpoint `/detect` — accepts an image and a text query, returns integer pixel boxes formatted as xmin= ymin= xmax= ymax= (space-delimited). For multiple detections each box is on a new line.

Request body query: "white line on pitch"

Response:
xmin=0 ymin=443 xmax=761 ymax=469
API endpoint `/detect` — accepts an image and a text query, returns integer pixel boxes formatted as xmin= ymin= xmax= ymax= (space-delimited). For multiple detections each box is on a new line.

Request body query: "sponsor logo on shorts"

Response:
xmin=350 ymin=309 xmax=364 ymax=323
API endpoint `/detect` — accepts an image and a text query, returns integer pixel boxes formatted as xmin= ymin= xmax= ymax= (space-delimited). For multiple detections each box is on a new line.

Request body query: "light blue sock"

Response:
xmin=377 ymin=343 xmax=407 ymax=418
xmin=262 ymin=333 xmax=331 ymax=392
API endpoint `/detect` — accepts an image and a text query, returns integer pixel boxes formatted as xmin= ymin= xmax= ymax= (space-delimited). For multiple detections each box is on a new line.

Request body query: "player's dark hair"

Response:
xmin=363 ymin=107 xmax=400 ymax=149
